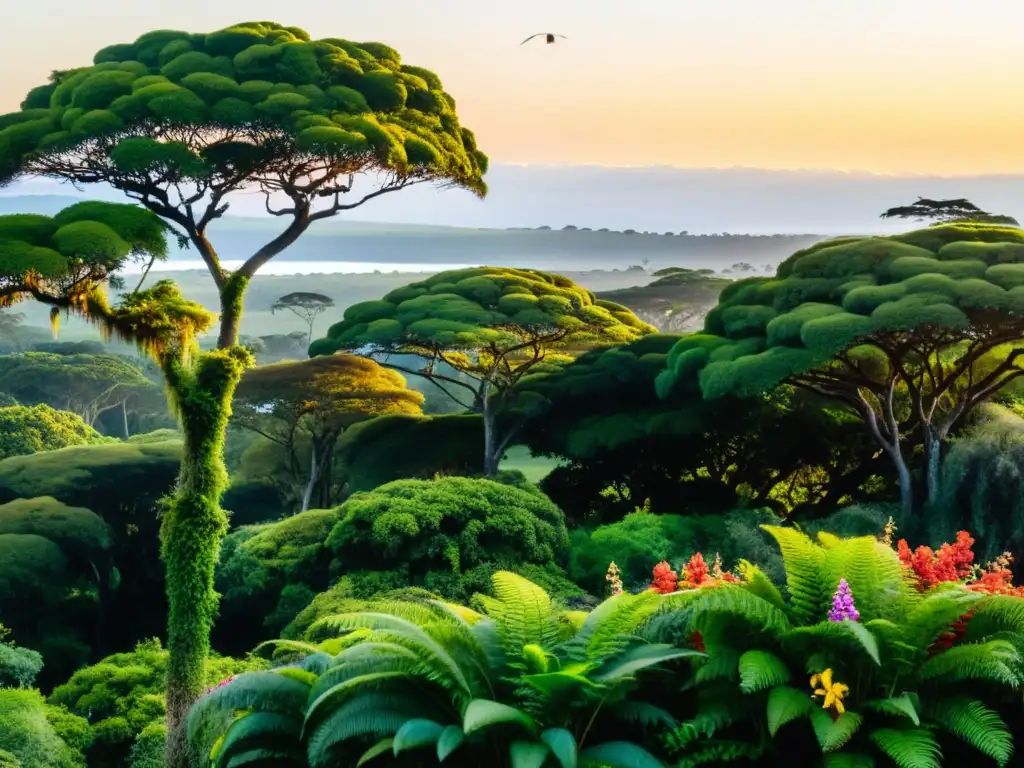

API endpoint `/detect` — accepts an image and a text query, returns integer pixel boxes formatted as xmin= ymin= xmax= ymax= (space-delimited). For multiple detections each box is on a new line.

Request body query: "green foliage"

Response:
xmin=187 ymin=571 xmax=690 ymax=766
xmin=0 ymin=404 xmax=105 ymax=459
xmin=933 ymin=403 xmax=1024 ymax=562
xmin=1 ymin=22 xmax=487 ymax=193
xmin=327 ymin=476 xmax=570 ymax=600
xmin=659 ymin=528 xmax=1023 ymax=766
xmin=0 ymin=689 xmax=84 ymax=768
xmin=215 ymin=508 xmax=344 ymax=655
xmin=334 ymin=413 xmax=484 ymax=493
xmin=47 ymin=638 xmax=262 ymax=766
xmin=0 ymin=639 xmax=43 ymax=689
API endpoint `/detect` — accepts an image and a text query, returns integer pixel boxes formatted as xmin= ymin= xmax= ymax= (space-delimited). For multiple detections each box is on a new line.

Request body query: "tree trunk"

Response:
xmin=300 ymin=441 xmax=319 ymax=513
xmin=482 ymin=398 xmax=499 ymax=477
xmin=216 ymin=274 xmax=249 ymax=350
xmin=162 ymin=351 xmax=245 ymax=768
xmin=121 ymin=399 xmax=130 ymax=439
xmin=894 ymin=452 xmax=914 ymax=521
xmin=923 ymin=429 xmax=942 ymax=505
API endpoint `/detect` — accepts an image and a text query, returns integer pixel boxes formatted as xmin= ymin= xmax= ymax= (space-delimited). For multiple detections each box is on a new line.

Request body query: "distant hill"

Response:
xmin=0 ymin=192 xmax=823 ymax=272
xmin=6 ymin=164 xmax=1024 ymax=234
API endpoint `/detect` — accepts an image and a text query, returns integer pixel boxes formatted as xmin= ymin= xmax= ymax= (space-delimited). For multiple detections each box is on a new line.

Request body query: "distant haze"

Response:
xmin=4 ymin=165 xmax=1024 ymax=235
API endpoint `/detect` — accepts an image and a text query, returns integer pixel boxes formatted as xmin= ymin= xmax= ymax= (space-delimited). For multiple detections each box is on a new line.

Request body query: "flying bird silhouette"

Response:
xmin=521 ymin=33 xmax=567 ymax=45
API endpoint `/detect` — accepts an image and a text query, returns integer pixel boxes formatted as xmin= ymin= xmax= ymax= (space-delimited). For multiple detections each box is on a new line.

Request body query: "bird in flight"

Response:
xmin=521 ymin=33 xmax=567 ymax=45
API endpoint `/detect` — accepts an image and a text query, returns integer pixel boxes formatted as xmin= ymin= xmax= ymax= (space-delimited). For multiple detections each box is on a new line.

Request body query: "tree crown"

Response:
xmin=0 ymin=21 xmax=487 ymax=196
xmin=309 ymin=266 xmax=655 ymax=359
xmin=658 ymin=223 xmax=1024 ymax=400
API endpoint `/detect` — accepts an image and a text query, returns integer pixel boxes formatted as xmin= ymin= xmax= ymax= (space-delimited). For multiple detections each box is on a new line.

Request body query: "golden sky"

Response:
xmin=3 ymin=0 xmax=1023 ymax=175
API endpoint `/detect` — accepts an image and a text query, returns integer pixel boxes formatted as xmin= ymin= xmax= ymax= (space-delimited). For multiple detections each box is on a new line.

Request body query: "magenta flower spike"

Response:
xmin=828 ymin=578 xmax=860 ymax=622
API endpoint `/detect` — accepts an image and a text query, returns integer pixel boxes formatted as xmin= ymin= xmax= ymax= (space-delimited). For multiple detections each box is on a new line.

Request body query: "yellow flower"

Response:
xmin=810 ymin=668 xmax=849 ymax=715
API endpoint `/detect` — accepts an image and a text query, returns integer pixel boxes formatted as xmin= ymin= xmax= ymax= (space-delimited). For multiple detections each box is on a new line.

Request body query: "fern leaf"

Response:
xmin=510 ymin=740 xmax=550 ymax=768
xmin=765 ymin=685 xmax=814 ymax=736
xmin=737 ymin=560 xmax=787 ymax=612
xmin=186 ymin=672 xmax=310 ymax=746
xmin=822 ymin=754 xmax=876 ymax=768
xmin=821 ymin=536 xmax=916 ymax=622
xmin=213 ymin=712 xmax=300 ymax=768
xmin=916 ymin=640 xmax=1020 ymax=686
xmin=925 ymin=697 xmax=1013 ymax=765
xmin=738 ymin=650 xmax=790 ymax=693
xmin=593 ymin=643 xmax=702 ymax=684
xmin=488 ymin=571 xmax=560 ymax=653
xmin=762 ymin=525 xmax=828 ymax=626
xmin=608 ymin=701 xmax=679 ymax=730
xmin=675 ymin=740 xmax=766 ymax=767
xmin=782 ymin=620 xmax=880 ymax=667
xmin=305 ymin=693 xmax=436 ymax=766
xmin=392 ymin=719 xmax=446 ymax=755
xmin=963 ymin=594 xmax=1024 ymax=640
xmin=665 ymin=584 xmax=791 ymax=635
xmin=568 ymin=590 xmax=663 ymax=662
xmin=869 ymin=728 xmax=942 ymax=768
xmin=810 ymin=709 xmax=863 ymax=752
xmin=304 ymin=672 xmax=417 ymax=736
xmin=695 ymin=649 xmax=740 ymax=684
xmin=224 ymin=749 xmax=303 ymax=768
xmin=541 ymin=728 xmax=578 ymax=768
xmin=578 ymin=741 xmax=662 ymax=768
xmin=902 ymin=589 xmax=982 ymax=654
xmin=862 ymin=694 xmax=919 ymax=726
xmin=462 ymin=699 xmax=537 ymax=736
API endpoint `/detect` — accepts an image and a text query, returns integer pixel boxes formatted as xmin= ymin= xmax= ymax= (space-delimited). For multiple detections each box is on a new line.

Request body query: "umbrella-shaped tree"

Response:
xmin=0 ymin=21 xmax=486 ymax=763
xmin=657 ymin=223 xmax=1024 ymax=520
xmin=309 ymin=266 xmax=655 ymax=475
xmin=271 ymin=291 xmax=335 ymax=346
xmin=232 ymin=354 xmax=424 ymax=512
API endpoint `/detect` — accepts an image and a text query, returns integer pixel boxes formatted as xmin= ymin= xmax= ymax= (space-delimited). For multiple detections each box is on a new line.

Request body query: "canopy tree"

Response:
xmin=516 ymin=333 xmax=885 ymax=523
xmin=881 ymin=197 xmax=1019 ymax=226
xmin=270 ymin=290 xmax=334 ymax=345
xmin=0 ymin=20 xmax=485 ymax=760
xmin=232 ymin=353 xmax=423 ymax=512
xmin=0 ymin=351 xmax=158 ymax=434
xmin=310 ymin=266 xmax=655 ymax=474
xmin=657 ymin=222 xmax=1024 ymax=519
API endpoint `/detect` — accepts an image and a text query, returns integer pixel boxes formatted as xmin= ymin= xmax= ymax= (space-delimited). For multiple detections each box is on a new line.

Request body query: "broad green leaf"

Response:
xmin=437 ymin=725 xmax=465 ymax=762
xmin=578 ymin=741 xmax=663 ymax=768
xmin=393 ymin=719 xmax=445 ymax=755
xmin=593 ymin=644 xmax=703 ymax=683
xmin=463 ymin=699 xmax=537 ymax=735
xmin=511 ymin=741 xmax=550 ymax=768
xmin=541 ymin=728 xmax=578 ymax=768
xmin=766 ymin=685 xmax=815 ymax=736
xmin=357 ymin=738 xmax=394 ymax=767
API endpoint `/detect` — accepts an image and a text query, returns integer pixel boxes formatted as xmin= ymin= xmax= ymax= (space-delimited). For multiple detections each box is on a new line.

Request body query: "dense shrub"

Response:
xmin=0 ymin=404 xmax=106 ymax=460
xmin=48 ymin=639 xmax=265 ymax=768
xmin=0 ymin=689 xmax=84 ymax=768
xmin=328 ymin=476 xmax=571 ymax=599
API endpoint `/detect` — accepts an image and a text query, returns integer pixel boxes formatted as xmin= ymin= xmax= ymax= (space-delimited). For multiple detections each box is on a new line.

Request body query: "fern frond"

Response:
xmin=665 ymin=583 xmax=791 ymax=635
xmin=565 ymin=590 xmax=663 ymax=662
xmin=821 ymin=536 xmax=917 ymax=622
xmin=593 ymin=643 xmax=702 ymax=684
xmin=916 ymin=640 xmax=1020 ymax=686
xmin=488 ymin=571 xmax=560 ymax=653
xmin=869 ymin=727 xmax=942 ymax=768
xmin=738 ymin=650 xmax=790 ymax=693
xmin=762 ymin=525 xmax=828 ymax=626
xmin=668 ymin=684 xmax=743 ymax=749
xmin=822 ymin=754 xmax=876 ymax=768
xmin=782 ymin=620 xmax=880 ymax=667
xmin=862 ymin=694 xmax=919 ymax=726
xmin=186 ymin=672 xmax=310 ymax=746
xmin=963 ymin=594 xmax=1024 ymax=640
xmin=901 ymin=589 xmax=982 ymax=654
xmin=213 ymin=712 xmax=301 ymax=768
xmin=765 ymin=686 xmax=815 ymax=736
xmin=675 ymin=740 xmax=767 ymax=767
xmin=695 ymin=649 xmax=740 ymax=684
xmin=810 ymin=709 xmax=863 ymax=752
xmin=608 ymin=701 xmax=679 ymax=730
xmin=925 ymin=697 xmax=1013 ymax=765
xmin=737 ymin=560 xmax=787 ymax=612
xmin=305 ymin=692 xmax=439 ymax=766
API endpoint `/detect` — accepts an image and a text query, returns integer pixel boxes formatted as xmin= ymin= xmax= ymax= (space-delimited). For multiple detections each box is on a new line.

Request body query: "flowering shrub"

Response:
xmin=896 ymin=530 xmax=1024 ymax=596
xmin=650 ymin=561 xmax=679 ymax=594
xmin=605 ymin=561 xmax=623 ymax=596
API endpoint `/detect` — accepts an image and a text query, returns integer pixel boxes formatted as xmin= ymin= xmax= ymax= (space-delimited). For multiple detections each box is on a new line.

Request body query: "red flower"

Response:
xmin=928 ymin=608 xmax=975 ymax=657
xmin=898 ymin=531 xmax=976 ymax=591
xmin=683 ymin=553 xmax=710 ymax=587
xmin=689 ymin=630 xmax=706 ymax=653
xmin=650 ymin=561 xmax=679 ymax=594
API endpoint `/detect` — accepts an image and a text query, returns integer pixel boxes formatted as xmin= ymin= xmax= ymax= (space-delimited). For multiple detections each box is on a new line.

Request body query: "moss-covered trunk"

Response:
xmin=162 ymin=349 xmax=247 ymax=767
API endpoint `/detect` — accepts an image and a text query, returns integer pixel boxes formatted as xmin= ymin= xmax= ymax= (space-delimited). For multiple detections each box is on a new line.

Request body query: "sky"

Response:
xmin=2 ymin=0 xmax=1024 ymax=175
